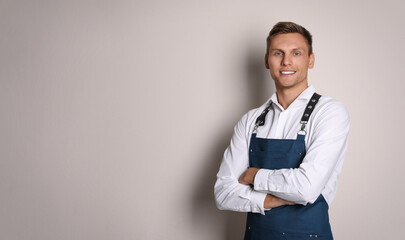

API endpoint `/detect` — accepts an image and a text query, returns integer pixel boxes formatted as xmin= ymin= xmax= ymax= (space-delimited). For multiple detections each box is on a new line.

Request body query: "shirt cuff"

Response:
xmin=254 ymin=169 xmax=269 ymax=191
xmin=250 ymin=190 xmax=267 ymax=215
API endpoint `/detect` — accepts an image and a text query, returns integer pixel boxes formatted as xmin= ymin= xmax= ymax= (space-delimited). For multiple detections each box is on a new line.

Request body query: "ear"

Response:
xmin=308 ymin=53 xmax=315 ymax=69
xmin=265 ymin=54 xmax=269 ymax=69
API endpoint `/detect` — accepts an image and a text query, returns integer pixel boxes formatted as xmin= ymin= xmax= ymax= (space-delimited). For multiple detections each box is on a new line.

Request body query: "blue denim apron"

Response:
xmin=244 ymin=93 xmax=333 ymax=240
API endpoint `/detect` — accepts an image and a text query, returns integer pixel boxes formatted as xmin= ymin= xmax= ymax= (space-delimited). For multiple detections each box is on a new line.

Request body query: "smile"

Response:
xmin=280 ymin=71 xmax=296 ymax=75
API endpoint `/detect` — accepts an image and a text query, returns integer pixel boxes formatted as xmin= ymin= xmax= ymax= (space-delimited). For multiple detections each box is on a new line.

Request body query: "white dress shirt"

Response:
xmin=214 ymin=85 xmax=350 ymax=215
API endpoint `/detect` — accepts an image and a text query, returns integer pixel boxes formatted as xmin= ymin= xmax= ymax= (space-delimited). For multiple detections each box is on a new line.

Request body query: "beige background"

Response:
xmin=1 ymin=0 xmax=404 ymax=239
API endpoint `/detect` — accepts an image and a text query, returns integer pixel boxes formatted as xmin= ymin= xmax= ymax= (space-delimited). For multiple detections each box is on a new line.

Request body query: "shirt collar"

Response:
xmin=269 ymin=85 xmax=316 ymax=110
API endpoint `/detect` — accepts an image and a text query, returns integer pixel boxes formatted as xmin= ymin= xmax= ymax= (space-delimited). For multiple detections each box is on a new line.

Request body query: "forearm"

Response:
xmin=239 ymin=167 xmax=313 ymax=204
xmin=254 ymin=168 xmax=319 ymax=204
xmin=237 ymin=168 xmax=296 ymax=208
xmin=214 ymin=177 xmax=267 ymax=214
xmin=263 ymin=194 xmax=295 ymax=209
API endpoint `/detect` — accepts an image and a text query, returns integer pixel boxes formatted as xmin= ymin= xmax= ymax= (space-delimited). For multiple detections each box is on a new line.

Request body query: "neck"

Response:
xmin=276 ymin=84 xmax=308 ymax=109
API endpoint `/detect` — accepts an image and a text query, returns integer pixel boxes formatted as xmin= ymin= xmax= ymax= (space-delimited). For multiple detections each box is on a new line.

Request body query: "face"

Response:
xmin=265 ymin=33 xmax=315 ymax=92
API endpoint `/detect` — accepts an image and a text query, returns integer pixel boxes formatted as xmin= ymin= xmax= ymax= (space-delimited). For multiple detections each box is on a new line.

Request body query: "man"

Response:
xmin=214 ymin=22 xmax=350 ymax=240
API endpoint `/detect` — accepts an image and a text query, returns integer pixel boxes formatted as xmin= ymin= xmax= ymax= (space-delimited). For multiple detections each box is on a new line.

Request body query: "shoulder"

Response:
xmin=310 ymin=95 xmax=350 ymax=136
xmin=315 ymin=96 xmax=350 ymax=120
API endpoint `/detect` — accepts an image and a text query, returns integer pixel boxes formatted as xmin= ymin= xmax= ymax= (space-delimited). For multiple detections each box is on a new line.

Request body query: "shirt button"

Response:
xmin=259 ymin=183 xmax=263 ymax=188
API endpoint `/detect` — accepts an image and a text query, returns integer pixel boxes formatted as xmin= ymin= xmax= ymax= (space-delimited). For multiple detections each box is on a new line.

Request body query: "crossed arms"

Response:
xmin=214 ymin=100 xmax=350 ymax=215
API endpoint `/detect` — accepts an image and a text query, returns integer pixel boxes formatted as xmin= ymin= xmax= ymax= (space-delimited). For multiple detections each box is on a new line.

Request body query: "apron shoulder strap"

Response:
xmin=301 ymin=92 xmax=321 ymax=122
xmin=299 ymin=92 xmax=321 ymax=134
xmin=253 ymin=103 xmax=272 ymax=132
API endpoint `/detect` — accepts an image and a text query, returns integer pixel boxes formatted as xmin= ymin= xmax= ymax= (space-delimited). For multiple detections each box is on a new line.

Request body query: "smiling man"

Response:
xmin=214 ymin=22 xmax=350 ymax=240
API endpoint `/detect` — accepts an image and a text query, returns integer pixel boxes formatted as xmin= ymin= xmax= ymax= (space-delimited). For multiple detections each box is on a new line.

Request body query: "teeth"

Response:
xmin=281 ymin=71 xmax=295 ymax=74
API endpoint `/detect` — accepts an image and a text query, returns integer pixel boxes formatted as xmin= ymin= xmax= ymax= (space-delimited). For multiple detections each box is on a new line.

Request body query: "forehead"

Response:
xmin=269 ymin=33 xmax=309 ymax=52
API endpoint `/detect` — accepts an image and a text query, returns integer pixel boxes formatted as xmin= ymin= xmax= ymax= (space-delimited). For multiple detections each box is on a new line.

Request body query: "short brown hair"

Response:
xmin=266 ymin=22 xmax=313 ymax=55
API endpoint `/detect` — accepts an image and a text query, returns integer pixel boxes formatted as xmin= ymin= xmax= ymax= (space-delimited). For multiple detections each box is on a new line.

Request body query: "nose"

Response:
xmin=282 ymin=55 xmax=292 ymax=66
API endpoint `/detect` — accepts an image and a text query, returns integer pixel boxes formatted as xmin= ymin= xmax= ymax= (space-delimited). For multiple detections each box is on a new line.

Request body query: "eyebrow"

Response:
xmin=271 ymin=48 xmax=306 ymax=52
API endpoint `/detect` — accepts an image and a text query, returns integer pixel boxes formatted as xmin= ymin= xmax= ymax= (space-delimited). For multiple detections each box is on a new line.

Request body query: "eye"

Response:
xmin=274 ymin=51 xmax=283 ymax=56
xmin=293 ymin=52 xmax=302 ymax=56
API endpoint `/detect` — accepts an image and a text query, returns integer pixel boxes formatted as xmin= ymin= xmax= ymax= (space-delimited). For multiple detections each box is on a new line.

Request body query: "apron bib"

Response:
xmin=244 ymin=93 xmax=333 ymax=240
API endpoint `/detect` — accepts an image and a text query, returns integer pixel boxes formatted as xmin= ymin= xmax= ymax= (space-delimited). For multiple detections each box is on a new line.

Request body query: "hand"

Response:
xmin=238 ymin=168 xmax=260 ymax=185
xmin=264 ymin=194 xmax=296 ymax=209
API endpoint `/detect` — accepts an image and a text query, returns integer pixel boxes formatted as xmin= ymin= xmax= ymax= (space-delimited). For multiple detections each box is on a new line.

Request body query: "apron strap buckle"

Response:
xmin=298 ymin=121 xmax=307 ymax=135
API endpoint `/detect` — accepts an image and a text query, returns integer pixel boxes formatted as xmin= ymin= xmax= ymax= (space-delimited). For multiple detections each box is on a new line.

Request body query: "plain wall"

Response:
xmin=1 ymin=0 xmax=405 ymax=239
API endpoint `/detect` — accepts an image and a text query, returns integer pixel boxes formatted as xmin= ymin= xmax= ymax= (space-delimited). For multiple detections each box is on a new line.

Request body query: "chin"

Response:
xmin=275 ymin=81 xmax=295 ymax=88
